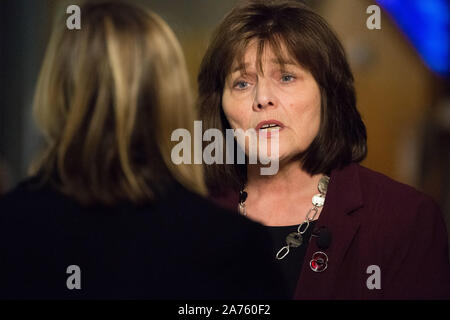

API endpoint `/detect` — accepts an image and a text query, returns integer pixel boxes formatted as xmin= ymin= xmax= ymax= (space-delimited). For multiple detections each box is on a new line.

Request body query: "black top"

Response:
xmin=265 ymin=220 xmax=317 ymax=298
xmin=0 ymin=177 xmax=289 ymax=299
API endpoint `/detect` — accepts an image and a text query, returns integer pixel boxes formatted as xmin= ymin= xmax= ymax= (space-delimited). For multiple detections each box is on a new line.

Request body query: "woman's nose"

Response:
xmin=253 ymin=81 xmax=276 ymax=111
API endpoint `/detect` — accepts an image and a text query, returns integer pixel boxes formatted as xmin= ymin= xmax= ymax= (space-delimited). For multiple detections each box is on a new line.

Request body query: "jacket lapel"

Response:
xmin=294 ymin=163 xmax=364 ymax=299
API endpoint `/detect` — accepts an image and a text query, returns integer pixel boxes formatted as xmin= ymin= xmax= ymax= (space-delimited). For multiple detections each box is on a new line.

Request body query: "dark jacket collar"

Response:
xmin=327 ymin=162 xmax=364 ymax=216
xmin=294 ymin=162 xmax=364 ymax=299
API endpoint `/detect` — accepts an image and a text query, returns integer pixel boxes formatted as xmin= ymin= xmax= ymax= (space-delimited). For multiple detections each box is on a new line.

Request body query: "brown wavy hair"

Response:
xmin=32 ymin=0 xmax=206 ymax=205
xmin=198 ymin=0 xmax=367 ymax=194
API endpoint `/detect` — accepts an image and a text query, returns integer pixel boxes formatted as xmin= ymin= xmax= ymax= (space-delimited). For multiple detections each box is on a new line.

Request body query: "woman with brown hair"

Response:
xmin=0 ymin=0 xmax=286 ymax=299
xmin=198 ymin=0 xmax=450 ymax=299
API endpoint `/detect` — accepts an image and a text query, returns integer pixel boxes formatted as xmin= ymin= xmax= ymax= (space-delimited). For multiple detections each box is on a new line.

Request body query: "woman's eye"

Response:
xmin=281 ymin=74 xmax=295 ymax=82
xmin=233 ymin=81 xmax=249 ymax=90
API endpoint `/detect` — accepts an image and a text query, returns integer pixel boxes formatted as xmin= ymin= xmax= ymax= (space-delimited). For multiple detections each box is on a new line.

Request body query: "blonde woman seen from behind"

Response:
xmin=0 ymin=0 xmax=287 ymax=300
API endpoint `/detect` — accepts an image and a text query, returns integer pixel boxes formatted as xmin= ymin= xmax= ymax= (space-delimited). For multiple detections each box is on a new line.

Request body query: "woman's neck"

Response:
xmin=247 ymin=160 xmax=322 ymax=198
xmin=244 ymin=160 xmax=324 ymax=226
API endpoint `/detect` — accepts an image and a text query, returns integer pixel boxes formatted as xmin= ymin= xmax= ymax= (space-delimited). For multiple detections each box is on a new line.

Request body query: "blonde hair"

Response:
xmin=33 ymin=0 xmax=206 ymax=205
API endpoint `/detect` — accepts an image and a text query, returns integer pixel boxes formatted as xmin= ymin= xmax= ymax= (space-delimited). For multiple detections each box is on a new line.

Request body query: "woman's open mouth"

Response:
xmin=255 ymin=120 xmax=285 ymax=137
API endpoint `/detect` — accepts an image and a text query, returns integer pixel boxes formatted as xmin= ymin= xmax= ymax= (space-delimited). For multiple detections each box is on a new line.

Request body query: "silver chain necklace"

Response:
xmin=238 ymin=175 xmax=330 ymax=260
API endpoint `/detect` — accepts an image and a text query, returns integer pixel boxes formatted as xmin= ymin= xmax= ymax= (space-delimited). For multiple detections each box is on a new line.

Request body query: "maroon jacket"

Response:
xmin=213 ymin=163 xmax=450 ymax=299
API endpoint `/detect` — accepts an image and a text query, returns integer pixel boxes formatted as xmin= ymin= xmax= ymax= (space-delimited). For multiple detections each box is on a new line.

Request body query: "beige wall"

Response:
xmin=316 ymin=0 xmax=441 ymax=189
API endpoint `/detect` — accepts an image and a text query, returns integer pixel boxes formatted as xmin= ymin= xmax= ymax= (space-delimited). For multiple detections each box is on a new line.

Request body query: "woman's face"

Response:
xmin=222 ymin=41 xmax=321 ymax=162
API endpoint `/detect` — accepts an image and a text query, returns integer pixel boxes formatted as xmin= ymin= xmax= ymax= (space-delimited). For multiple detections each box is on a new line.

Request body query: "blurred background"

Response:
xmin=1 ymin=0 xmax=449 ymax=247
